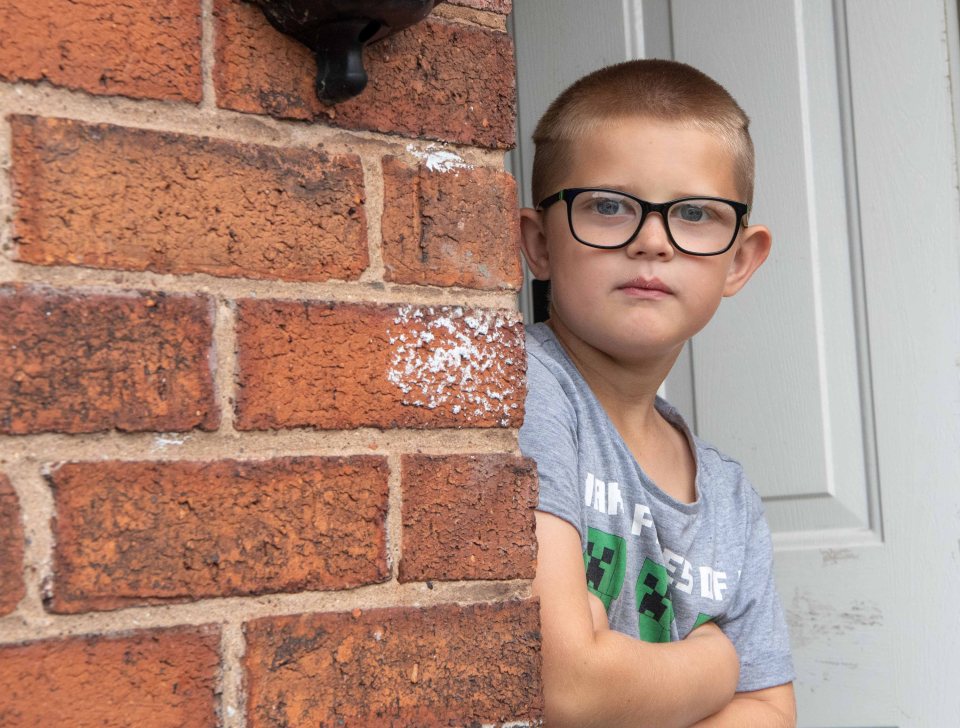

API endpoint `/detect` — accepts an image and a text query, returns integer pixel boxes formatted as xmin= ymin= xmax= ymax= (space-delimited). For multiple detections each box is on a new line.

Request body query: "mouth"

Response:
xmin=618 ymin=277 xmax=673 ymax=297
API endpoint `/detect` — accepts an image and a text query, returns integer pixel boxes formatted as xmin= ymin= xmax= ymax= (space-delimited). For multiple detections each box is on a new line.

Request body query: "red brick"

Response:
xmin=399 ymin=454 xmax=537 ymax=582
xmin=0 ymin=0 xmax=201 ymax=102
xmin=0 ymin=626 xmax=220 ymax=728
xmin=214 ymin=4 xmax=516 ymax=149
xmin=447 ymin=0 xmax=512 ymax=13
xmin=0 ymin=474 xmax=25 ymax=616
xmin=244 ymin=600 xmax=542 ymax=726
xmin=381 ymin=155 xmax=522 ymax=290
xmin=48 ymin=457 xmax=388 ymax=613
xmin=0 ymin=284 xmax=218 ymax=435
xmin=235 ymin=301 xmax=525 ymax=430
xmin=11 ymin=116 xmax=368 ymax=283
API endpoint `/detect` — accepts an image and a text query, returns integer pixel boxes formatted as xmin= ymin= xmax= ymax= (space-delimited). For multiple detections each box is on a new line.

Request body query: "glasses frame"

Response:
xmin=537 ymin=187 xmax=750 ymax=257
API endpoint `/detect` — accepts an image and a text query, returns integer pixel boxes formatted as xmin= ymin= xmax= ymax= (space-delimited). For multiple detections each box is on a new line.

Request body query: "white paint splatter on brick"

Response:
xmin=152 ymin=434 xmax=190 ymax=450
xmin=406 ymin=143 xmax=474 ymax=173
xmin=387 ymin=305 xmax=522 ymax=424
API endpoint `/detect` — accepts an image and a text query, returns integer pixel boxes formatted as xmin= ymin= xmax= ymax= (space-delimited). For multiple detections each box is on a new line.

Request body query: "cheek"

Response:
xmin=685 ymin=270 xmax=729 ymax=322
xmin=549 ymin=246 xmax=595 ymax=290
xmin=547 ymin=269 xmax=587 ymax=316
xmin=691 ymin=290 xmax=724 ymax=322
xmin=547 ymin=263 xmax=612 ymax=331
xmin=690 ymin=257 xmax=733 ymax=292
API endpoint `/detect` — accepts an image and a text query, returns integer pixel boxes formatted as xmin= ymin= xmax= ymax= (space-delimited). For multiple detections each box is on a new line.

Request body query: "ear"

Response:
xmin=519 ymin=207 xmax=551 ymax=280
xmin=723 ymin=223 xmax=771 ymax=297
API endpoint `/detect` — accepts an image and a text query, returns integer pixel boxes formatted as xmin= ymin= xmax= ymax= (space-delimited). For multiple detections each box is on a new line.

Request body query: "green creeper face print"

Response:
xmin=583 ymin=527 xmax=627 ymax=609
xmin=635 ymin=558 xmax=675 ymax=642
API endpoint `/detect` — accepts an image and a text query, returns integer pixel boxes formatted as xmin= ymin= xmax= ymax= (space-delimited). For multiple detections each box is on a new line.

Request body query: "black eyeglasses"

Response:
xmin=537 ymin=187 xmax=749 ymax=256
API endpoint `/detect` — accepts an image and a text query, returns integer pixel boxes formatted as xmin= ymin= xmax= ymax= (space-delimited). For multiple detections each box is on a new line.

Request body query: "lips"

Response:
xmin=618 ymin=277 xmax=673 ymax=295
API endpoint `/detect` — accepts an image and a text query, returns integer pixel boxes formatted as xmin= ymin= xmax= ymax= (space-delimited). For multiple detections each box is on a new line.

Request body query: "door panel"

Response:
xmin=673 ymin=0 xmax=873 ymax=539
xmin=513 ymin=0 xmax=960 ymax=724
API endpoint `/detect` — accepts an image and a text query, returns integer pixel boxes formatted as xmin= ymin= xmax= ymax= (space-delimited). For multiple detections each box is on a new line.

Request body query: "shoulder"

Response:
xmin=524 ymin=324 xmax=578 ymax=405
xmin=654 ymin=396 xmax=765 ymax=521
xmin=695 ymin=435 xmax=747 ymax=484
xmin=691 ymin=432 xmax=766 ymax=520
xmin=521 ymin=325 xmax=580 ymax=440
xmin=525 ymin=323 xmax=564 ymax=374
xmin=520 ymin=325 xmax=586 ymax=525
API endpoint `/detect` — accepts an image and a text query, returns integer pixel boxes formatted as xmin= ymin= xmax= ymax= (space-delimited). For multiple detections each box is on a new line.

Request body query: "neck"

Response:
xmin=545 ymin=316 xmax=683 ymax=437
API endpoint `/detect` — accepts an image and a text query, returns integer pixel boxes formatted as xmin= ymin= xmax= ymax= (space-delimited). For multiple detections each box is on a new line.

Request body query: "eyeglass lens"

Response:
xmin=569 ymin=190 xmax=738 ymax=253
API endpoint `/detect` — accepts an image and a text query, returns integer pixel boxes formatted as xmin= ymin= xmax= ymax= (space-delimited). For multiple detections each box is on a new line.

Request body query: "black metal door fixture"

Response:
xmin=249 ymin=0 xmax=439 ymax=104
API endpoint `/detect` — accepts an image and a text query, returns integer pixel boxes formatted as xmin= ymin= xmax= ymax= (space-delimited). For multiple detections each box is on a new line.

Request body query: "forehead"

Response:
xmin=561 ymin=118 xmax=740 ymax=199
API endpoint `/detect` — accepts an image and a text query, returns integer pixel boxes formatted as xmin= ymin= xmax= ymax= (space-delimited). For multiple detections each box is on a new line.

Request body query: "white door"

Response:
xmin=512 ymin=1 xmax=960 ymax=724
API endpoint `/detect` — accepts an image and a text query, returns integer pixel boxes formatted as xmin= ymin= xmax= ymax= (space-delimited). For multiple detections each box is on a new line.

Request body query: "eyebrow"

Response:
xmin=583 ymin=183 xmax=633 ymax=193
xmin=580 ymin=185 xmax=724 ymax=201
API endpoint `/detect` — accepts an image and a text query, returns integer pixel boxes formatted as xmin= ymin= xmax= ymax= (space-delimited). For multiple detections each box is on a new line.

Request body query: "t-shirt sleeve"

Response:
xmin=721 ymin=487 xmax=795 ymax=692
xmin=518 ymin=349 xmax=583 ymax=536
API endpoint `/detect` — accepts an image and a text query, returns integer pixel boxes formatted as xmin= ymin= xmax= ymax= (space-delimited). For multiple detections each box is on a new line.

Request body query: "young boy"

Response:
xmin=518 ymin=59 xmax=796 ymax=727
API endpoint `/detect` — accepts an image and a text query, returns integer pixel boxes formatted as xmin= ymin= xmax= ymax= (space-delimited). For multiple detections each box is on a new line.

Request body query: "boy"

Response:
xmin=518 ymin=59 xmax=796 ymax=727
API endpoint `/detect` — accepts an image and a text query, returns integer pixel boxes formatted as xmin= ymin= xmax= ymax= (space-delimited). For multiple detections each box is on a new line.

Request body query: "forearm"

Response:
xmin=534 ymin=513 xmax=740 ymax=728
xmin=688 ymin=684 xmax=796 ymax=728
xmin=545 ymin=623 xmax=739 ymax=728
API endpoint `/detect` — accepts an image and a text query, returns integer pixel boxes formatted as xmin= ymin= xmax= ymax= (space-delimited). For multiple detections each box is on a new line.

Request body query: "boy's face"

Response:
xmin=520 ymin=117 xmax=771 ymax=366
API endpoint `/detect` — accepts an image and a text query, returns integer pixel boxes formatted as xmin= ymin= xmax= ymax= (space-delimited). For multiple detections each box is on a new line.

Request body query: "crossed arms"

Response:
xmin=534 ymin=511 xmax=796 ymax=728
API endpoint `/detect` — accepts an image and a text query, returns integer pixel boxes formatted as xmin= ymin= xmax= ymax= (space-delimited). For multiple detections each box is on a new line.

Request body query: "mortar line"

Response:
xmin=358 ymin=154 xmax=387 ymax=283
xmin=385 ymin=453 xmax=404 ymax=583
xmin=0 ymin=428 xmax=520 ymax=464
xmin=0 ymin=578 xmax=534 ymax=645
xmin=431 ymin=3 xmax=508 ymax=31
xmin=219 ymin=621 xmax=247 ymax=728
xmin=199 ymin=0 xmax=217 ymax=111
xmin=0 ymin=462 xmax=55 ymax=632
xmin=0 ymin=113 xmax=14 ymax=279
xmin=6 ymin=262 xmax=518 ymax=310
xmin=214 ymin=298 xmax=238 ymax=434
xmin=0 ymin=84 xmax=508 ymax=169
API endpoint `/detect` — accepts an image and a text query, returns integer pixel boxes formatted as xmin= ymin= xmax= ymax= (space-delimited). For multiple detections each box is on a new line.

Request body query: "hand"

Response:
xmin=687 ymin=619 xmax=724 ymax=639
xmin=685 ymin=620 xmax=740 ymax=685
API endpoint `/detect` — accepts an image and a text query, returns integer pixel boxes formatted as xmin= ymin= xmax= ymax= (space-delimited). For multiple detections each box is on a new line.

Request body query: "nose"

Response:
xmin=624 ymin=211 xmax=675 ymax=259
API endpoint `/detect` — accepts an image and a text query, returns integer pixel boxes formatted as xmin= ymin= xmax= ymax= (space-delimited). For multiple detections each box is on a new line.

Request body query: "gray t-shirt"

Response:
xmin=520 ymin=323 xmax=794 ymax=692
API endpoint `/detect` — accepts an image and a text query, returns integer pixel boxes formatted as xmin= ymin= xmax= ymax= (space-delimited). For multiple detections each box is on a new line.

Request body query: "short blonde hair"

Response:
xmin=531 ymin=59 xmax=755 ymax=207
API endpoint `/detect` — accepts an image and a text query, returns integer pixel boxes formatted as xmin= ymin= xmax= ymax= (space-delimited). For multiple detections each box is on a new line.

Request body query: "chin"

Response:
xmin=595 ymin=330 xmax=683 ymax=362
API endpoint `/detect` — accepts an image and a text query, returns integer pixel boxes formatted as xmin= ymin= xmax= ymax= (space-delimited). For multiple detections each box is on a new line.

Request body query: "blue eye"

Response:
xmin=594 ymin=198 xmax=624 ymax=215
xmin=570 ymin=191 xmax=641 ymax=232
xmin=676 ymin=203 xmax=706 ymax=222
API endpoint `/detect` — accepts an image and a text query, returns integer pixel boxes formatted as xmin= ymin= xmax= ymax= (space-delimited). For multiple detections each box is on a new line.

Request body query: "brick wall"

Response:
xmin=0 ymin=1 xmax=542 ymax=725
